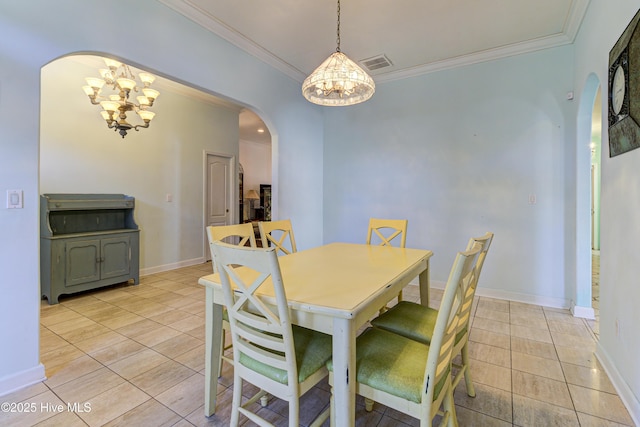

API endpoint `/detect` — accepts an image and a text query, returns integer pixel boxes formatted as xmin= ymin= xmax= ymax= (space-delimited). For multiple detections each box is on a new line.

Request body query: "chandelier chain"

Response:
xmin=336 ymin=0 xmax=341 ymax=52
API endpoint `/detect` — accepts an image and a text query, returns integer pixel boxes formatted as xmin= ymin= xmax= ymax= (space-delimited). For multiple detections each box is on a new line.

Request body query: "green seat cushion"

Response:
xmin=238 ymin=325 xmax=332 ymax=385
xmin=371 ymin=301 xmax=437 ymax=344
xmin=328 ymin=328 xmax=447 ymax=404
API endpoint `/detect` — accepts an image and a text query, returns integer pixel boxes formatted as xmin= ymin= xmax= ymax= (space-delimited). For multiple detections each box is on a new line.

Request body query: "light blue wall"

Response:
xmin=574 ymin=0 xmax=640 ymax=421
xmin=0 ymin=0 xmax=323 ymax=395
xmin=324 ymin=46 xmax=576 ymax=306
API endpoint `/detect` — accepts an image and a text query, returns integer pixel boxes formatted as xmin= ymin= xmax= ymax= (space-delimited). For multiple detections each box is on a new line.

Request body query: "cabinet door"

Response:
xmin=101 ymin=236 xmax=131 ymax=280
xmin=66 ymin=239 xmax=100 ymax=286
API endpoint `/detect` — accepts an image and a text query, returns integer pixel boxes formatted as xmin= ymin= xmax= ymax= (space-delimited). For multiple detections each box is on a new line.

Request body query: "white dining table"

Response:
xmin=198 ymin=242 xmax=433 ymax=426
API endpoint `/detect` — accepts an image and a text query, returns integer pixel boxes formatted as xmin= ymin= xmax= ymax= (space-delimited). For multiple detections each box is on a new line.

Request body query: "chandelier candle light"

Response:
xmin=82 ymin=58 xmax=160 ymax=138
xmin=302 ymin=0 xmax=375 ymax=106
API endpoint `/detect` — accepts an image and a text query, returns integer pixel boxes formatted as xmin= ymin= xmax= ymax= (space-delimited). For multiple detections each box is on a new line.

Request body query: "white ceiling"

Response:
xmin=158 ymin=0 xmax=590 ymax=83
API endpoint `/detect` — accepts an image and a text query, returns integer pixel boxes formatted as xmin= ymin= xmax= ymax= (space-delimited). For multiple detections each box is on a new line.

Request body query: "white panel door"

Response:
xmin=206 ymin=154 xmax=233 ymax=260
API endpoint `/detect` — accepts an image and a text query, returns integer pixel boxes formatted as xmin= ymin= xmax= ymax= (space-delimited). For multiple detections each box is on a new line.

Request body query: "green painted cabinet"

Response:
xmin=40 ymin=194 xmax=140 ymax=304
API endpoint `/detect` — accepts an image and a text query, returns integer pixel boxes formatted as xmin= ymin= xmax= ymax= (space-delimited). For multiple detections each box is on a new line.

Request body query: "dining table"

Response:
xmin=198 ymin=242 xmax=433 ymax=426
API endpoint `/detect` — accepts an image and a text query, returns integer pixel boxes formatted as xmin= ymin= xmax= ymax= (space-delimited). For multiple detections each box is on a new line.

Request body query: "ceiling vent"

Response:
xmin=360 ymin=54 xmax=393 ymax=71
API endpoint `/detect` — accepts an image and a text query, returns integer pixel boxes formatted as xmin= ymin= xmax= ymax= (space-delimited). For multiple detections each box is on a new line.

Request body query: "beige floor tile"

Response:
xmin=69 ymin=330 xmax=127 ymax=354
xmin=40 ymin=344 xmax=85 ymax=372
xmin=548 ymin=320 xmax=593 ymax=338
xmin=173 ymin=344 xmax=206 ymax=372
xmin=58 ymin=323 xmax=112 ymax=344
xmin=34 ymin=410 xmax=87 ymax=426
xmin=155 ymin=373 xmax=205 ymax=416
xmin=469 ymin=328 xmax=510 ymax=350
xmin=568 ymin=384 xmax=634 ymax=425
xmin=477 ymin=298 xmax=510 ymax=313
xmin=102 ymin=398 xmax=182 ymax=427
xmin=512 ymin=394 xmax=579 ymax=426
xmin=147 ymin=308 xmax=189 ymax=325
xmin=512 ymin=370 xmax=573 ymax=409
xmin=52 ymin=367 xmax=125 ymax=403
xmin=510 ymin=336 xmax=558 ymax=360
xmin=472 ymin=317 xmax=511 ymax=335
xmin=544 ymin=307 xmax=586 ymax=325
xmin=512 ymin=351 xmax=564 ymax=381
xmin=467 ymin=341 xmax=511 ymax=368
xmin=46 ymin=316 xmax=98 ymax=336
xmin=555 ymin=344 xmax=598 ymax=368
xmin=454 ymin=382 xmax=512 ymax=423
xmin=40 ymin=328 xmax=69 ymax=353
xmin=152 ymin=332 xmax=203 ymax=359
xmin=129 ymin=360 xmax=196 ymax=396
xmin=96 ymin=311 xmax=145 ymax=330
xmin=169 ymin=314 xmax=205 ymax=333
xmin=510 ymin=301 xmax=544 ymax=312
xmin=130 ymin=324 xmax=183 ymax=347
xmin=44 ymin=355 xmax=104 ymax=389
xmin=88 ymin=338 xmax=146 ymax=365
xmin=510 ymin=324 xmax=553 ymax=343
xmin=474 ymin=307 xmax=510 ymax=323
xmin=107 ymin=348 xmax=169 ymax=379
xmin=76 ymin=382 xmax=151 ymax=427
xmin=509 ymin=310 xmax=548 ymax=329
xmin=114 ymin=318 xmax=161 ymax=338
xmin=562 ymin=362 xmax=616 ymax=393
xmin=467 ymin=359 xmax=511 ymax=391
xmin=39 ymin=309 xmax=85 ymax=327
xmin=453 ymin=406 xmax=512 ymax=426
xmin=0 ymin=389 xmax=66 ymax=426
xmin=551 ymin=330 xmax=595 ymax=348
xmin=576 ymin=411 xmax=634 ymax=427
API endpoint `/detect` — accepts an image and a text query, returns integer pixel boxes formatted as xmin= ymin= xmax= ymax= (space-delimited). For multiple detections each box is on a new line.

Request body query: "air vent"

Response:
xmin=361 ymin=54 xmax=393 ymax=71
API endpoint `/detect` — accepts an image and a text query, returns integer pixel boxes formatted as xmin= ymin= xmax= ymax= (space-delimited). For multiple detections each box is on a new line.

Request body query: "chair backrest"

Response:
xmin=422 ymin=244 xmax=481 ymax=412
xmin=210 ymin=241 xmax=298 ymax=387
xmin=206 ymin=223 xmax=257 ymax=272
xmin=366 ymin=218 xmax=408 ymax=248
xmin=258 ymin=219 xmax=297 ymax=255
xmin=465 ymin=232 xmax=494 ymax=286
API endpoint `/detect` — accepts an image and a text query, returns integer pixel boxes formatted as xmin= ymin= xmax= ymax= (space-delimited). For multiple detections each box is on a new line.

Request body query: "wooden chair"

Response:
xmin=366 ymin=218 xmax=408 ymax=248
xmin=258 ymin=219 xmax=297 ymax=255
xmin=366 ymin=218 xmax=408 ymax=307
xmin=371 ymin=232 xmax=494 ymax=397
xmin=205 ymin=223 xmax=257 ymax=377
xmin=329 ymin=244 xmax=481 ymax=426
xmin=210 ymin=241 xmax=331 ymax=427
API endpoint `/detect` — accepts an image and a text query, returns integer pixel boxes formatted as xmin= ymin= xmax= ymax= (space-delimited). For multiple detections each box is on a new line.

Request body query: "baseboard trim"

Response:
xmin=0 ymin=364 xmax=46 ymax=397
xmin=140 ymin=257 xmax=206 ymax=276
xmin=596 ymin=344 xmax=640 ymax=426
xmin=414 ymin=280 xmax=569 ymax=309
xmin=571 ymin=304 xmax=595 ymax=319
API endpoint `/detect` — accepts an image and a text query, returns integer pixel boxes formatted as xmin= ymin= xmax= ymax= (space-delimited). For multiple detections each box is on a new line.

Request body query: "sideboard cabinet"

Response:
xmin=40 ymin=194 xmax=140 ymax=304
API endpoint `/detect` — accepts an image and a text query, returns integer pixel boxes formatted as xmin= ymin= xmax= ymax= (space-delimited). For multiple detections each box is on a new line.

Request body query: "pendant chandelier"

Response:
xmin=82 ymin=58 xmax=160 ymax=138
xmin=302 ymin=0 xmax=375 ymax=106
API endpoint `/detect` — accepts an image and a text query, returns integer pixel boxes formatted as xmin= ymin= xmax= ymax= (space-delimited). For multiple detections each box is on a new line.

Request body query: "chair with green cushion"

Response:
xmin=328 ymin=244 xmax=481 ymax=426
xmin=210 ymin=241 xmax=331 ymax=427
xmin=371 ymin=232 xmax=494 ymax=397
xmin=206 ymin=223 xmax=258 ymax=377
xmin=258 ymin=219 xmax=297 ymax=255
xmin=366 ymin=218 xmax=408 ymax=308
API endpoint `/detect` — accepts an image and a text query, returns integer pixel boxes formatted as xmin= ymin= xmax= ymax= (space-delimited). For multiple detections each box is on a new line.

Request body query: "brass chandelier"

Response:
xmin=302 ymin=0 xmax=375 ymax=106
xmin=82 ymin=58 xmax=160 ymax=138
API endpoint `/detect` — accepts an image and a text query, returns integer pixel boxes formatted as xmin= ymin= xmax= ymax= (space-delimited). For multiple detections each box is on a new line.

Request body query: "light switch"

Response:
xmin=7 ymin=190 xmax=23 ymax=209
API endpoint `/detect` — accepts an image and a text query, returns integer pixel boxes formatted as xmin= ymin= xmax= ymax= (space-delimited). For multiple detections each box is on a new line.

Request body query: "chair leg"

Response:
xmin=288 ymin=394 xmax=299 ymax=427
xmin=364 ymin=398 xmax=375 ymax=412
xmin=230 ymin=376 xmax=242 ymax=427
xmin=218 ymin=332 xmax=225 ymax=378
xmin=260 ymin=393 xmax=269 ymax=407
xmin=460 ymin=344 xmax=476 ymax=397
xmin=443 ymin=385 xmax=459 ymax=427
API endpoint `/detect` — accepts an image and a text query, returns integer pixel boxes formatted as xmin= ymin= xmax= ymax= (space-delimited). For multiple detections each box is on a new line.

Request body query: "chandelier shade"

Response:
xmin=302 ymin=51 xmax=375 ymax=106
xmin=82 ymin=58 xmax=159 ymax=138
xmin=302 ymin=0 xmax=375 ymax=106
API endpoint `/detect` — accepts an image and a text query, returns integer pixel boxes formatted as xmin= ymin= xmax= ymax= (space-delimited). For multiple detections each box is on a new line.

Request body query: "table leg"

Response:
xmin=204 ymin=288 xmax=224 ymax=416
xmin=419 ymin=259 xmax=430 ymax=307
xmin=331 ymin=318 xmax=356 ymax=427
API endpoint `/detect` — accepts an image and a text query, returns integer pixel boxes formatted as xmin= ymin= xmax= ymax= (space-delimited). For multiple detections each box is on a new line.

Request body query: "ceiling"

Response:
xmin=159 ymin=0 xmax=590 ymax=84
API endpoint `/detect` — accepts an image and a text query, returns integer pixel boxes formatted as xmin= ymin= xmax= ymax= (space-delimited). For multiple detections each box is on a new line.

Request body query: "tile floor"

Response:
xmin=0 ymin=258 xmax=634 ymax=426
